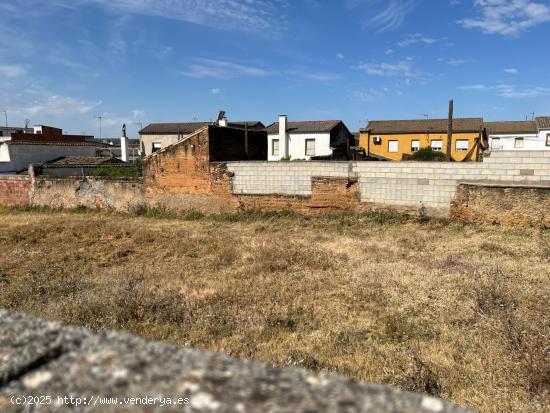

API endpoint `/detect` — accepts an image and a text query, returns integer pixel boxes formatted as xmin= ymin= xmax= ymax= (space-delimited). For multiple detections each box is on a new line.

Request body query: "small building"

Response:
xmin=359 ymin=118 xmax=487 ymax=161
xmin=34 ymin=156 xmax=127 ymax=177
xmin=0 ymin=126 xmax=33 ymax=140
xmin=139 ymin=120 xmax=265 ymax=157
xmin=266 ymin=116 xmax=353 ymax=161
xmin=0 ymin=125 xmax=101 ymax=174
xmin=536 ymin=117 xmax=550 ymax=148
xmin=485 ymin=120 xmax=541 ymax=151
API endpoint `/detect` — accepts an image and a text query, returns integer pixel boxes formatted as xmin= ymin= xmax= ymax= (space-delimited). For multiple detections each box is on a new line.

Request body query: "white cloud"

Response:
xmin=353 ymin=88 xmax=389 ymax=102
xmin=459 ymin=0 xmax=550 ymax=36
xmin=132 ymin=109 xmax=145 ymax=119
xmin=385 ymin=49 xmax=395 ymax=55
xmin=348 ymin=0 xmax=416 ymax=32
xmin=210 ymin=88 xmax=222 ymax=95
xmin=180 ymin=58 xmax=270 ymax=79
xmin=504 ymin=68 xmax=519 ymax=74
xmin=356 ymin=60 xmax=419 ymax=77
xmin=336 ymin=53 xmax=345 ymax=59
xmin=459 ymin=83 xmax=550 ymax=98
xmin=398 ymin=33 xmax=438 ymax=47
xmin=0 ymin=64 xmax=29 ymax=78
xmin=23 ymin=96 xmax=102 ymax=116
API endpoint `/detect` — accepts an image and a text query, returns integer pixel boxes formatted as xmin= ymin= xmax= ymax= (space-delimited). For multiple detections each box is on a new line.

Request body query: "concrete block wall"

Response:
xmin=227 ymin=161 xmax=352 ymax=196
xmin=227 ymin=152 xmax=550 ymax=216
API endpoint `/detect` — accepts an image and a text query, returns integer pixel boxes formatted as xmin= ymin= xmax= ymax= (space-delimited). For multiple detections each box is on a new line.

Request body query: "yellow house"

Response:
xmin=359 ymin=118 xmax=487 ymax=161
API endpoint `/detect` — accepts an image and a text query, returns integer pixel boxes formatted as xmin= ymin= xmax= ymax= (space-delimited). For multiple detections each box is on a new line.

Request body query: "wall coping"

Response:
xmin=459 ymin=179 xmax=550 ymax=189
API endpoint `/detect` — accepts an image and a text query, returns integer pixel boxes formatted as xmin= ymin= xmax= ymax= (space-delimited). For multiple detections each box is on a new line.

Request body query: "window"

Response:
xmin=152 ymin=142 xmax=161 ymax=152
xmin=546 ymin=134 xmax=550 ymax=147
xmin=305 ymin=139 xmax=316 ymax=156
xmin=455 ymin=140 xmax=469 ymax=151
xmin=272 ymin=139 xmax=279 ymax=156
xmin=491 ymin=138 xmax=501 ymax=150
xmin=514 ymin=138 xmax=524 ymax=148
xmin=388 ymin=140 xmax=399 ymax=153
xmin=411 ymin=140 xmax=420 ymax=152
xmin=431 ymin=140 xmax=443 ymax=151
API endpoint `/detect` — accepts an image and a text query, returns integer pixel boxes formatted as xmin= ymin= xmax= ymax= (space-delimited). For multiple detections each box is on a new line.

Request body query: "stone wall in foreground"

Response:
xmin=0 ymin=310 xmax=473 ymax=413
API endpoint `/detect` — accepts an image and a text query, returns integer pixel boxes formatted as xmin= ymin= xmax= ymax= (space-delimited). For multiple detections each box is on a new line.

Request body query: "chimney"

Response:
xmin=279 ymin=115 xmax=288 ymax=158
xmin=120 ymin=135 xmax=129 ymax=162
xmin=219 ymin=117 xmax=228 ymax=127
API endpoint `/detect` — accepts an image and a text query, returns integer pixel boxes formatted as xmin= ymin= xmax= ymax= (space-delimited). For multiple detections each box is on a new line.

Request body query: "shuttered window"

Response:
xmin=388 ymin=140 xmax=399 ymax=153
xmin=305 ymin=139 xmax=315 ymax=156
xmin=272 ymin=139 xmax=279 ymax=156
xmin=455 ymin=140 xmax=469 ymax=151
xmin=411 ymin=140 xmax=420 ymax=152
xmin=431 ymin=140 xmax=443 ymax=151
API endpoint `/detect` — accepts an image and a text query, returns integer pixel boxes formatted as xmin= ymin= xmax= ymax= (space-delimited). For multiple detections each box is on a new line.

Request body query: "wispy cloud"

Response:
xmin=504 ymin=68 xmax=519 ymax=74
xmin=211 ymin=88 xmax=222 ymax=95
xmin=459 ymin=83 xmax=550 ymax=98
xmin=22 ymin=95 xmax=102 ymax=116
xmin=180 ymin=58 xmax=271 ymax=79
xmin=398 ymin=33 xmax=438 ymax=47
xmin=46 ymin=0 xmax=291 ymax=33
xmin=353 ymin=88 xmax=389 ymax=102
xmin=438 ymin=57 xmax=473 ymax=66
xmin=459 ymin=0 xmax=550 ymax=36
xmin=0 ymin=64 xmax=29 ymax=78
xmin=355 ymin=59 xmax=420 ymax=77
xmin=349 ymin=0 xmax=416 ymax=32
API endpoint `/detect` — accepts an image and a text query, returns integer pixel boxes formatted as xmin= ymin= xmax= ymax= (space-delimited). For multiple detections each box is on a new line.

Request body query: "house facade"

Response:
xmin=139 ymin=120 xmax=265 ymax=157
xmin=485 ymin=118 xmax=550 ymax=151
xmin=485 ymin=120 xmax=541 ymax=151
xmin=266 ymin=116 xmax=353 ymax=161
xmin=359 ymin=118 xmax=486 ymax=161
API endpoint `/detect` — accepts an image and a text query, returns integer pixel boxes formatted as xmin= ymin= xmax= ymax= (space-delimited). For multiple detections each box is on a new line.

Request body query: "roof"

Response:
xmin=362 ymin=118 xmax=484 ymax=134
xmin=266 ymin=120 xmax=341 ymax=134
xmin=536 ymin=117 xmax=550 ymax=129
xmin=140 ymin=121 xmax=265 ymax=135
xmin=484 ymin=120 xmax=538 ymax=135
xmin=43 ymin=156 xmax=125 ymax=167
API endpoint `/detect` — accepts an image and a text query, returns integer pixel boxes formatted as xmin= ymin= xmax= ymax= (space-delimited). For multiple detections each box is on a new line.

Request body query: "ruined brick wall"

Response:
xmin=0 ymin=176 xmax=30 ymax=206
xmin=30 ymin=176 xmax=144 ymax=211
xmin=451 ymin=182 xmax=550 ymax=226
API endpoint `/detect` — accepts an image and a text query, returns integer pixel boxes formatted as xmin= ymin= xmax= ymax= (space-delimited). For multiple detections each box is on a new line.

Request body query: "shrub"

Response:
xmin=411 ymin=147 xmax=447 ymax=161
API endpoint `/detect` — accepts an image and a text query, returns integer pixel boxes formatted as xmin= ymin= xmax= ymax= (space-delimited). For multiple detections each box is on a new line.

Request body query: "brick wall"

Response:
xmin=0 ymin=176 xmax=30 ymax=206
xmin=451 ymin=182 xmax=550 ymax=226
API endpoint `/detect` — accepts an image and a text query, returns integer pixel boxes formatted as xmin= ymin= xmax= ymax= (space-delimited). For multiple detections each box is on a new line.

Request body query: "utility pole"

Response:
xmin=446 ymin=99 xmax=454 ymax=162
xmin=1 ymin=110 xmax=7 ymax=128
xmin=94 ymin=115 xmax=103 ymax=140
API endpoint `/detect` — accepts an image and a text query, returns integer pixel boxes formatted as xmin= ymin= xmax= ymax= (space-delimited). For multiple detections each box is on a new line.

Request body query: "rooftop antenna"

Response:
xmin=24 ymin=119 xmax=31 ymax=128
xmin=421 ymin=113 xmax=429 ymax=120
xmin=94 ymin=115 xmax=103 ymax=140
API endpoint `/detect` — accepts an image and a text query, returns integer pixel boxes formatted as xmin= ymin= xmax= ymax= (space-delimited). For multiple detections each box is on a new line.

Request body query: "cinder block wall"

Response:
xmin=227 ymin=162 xmax=352 ymax=196
xmin=0 ymin=176 xmax=30 ymax=206
xmin=227 ymin=152 xmax=550 ymax=217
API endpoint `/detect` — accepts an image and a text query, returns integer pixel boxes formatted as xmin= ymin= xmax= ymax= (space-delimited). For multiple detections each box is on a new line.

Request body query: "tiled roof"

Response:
xmin=265 ymin=120 xmax=341 ymax=134
xmin=140 ymin=121 xmax=265 ymax=135
xmin=536 ymin=117 xmax=550 ymax=129
xmin=484 ymin=121 xmax=538 ymax=135
xmin=362 ymin=118 xmax=483 ymax=134
xmin=43 ymin=156 xmax=125 ymax=167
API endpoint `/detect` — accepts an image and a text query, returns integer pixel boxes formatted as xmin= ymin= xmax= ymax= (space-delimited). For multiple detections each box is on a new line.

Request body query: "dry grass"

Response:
xmin=0 ymin=206 xmax=548 ymax=413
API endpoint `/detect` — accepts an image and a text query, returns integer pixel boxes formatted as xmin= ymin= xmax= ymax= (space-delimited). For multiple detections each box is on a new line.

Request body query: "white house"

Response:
xmin=266 ymin=116 xmax=353 ymax=161
xmin=537 ymin=117 xmax=550 ymax=148
xmin=486 ymin=118 xmax=550 ymax=151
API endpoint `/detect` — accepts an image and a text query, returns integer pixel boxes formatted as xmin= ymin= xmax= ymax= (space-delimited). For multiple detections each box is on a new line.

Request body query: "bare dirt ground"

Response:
xmin=1 ymin=207 xmax=548 ymax=413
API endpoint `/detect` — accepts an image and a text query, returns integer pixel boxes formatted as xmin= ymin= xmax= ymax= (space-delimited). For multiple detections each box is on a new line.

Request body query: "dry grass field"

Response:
xmin=0 ymin=207 xmax=548 ymax=413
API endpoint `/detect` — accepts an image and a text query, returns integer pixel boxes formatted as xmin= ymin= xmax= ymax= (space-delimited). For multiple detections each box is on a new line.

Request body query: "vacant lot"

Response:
xmin=0 ymin=207 xmax=548 ymax=412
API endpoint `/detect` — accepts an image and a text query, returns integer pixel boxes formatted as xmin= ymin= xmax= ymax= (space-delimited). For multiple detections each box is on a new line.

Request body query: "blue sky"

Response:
xmin=1 ymin=0 xmax=550 ymax=138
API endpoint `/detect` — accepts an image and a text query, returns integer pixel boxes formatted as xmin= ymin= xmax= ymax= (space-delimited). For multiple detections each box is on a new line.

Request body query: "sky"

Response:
xmin=1 ymin=0 xmax=550 ymax=139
